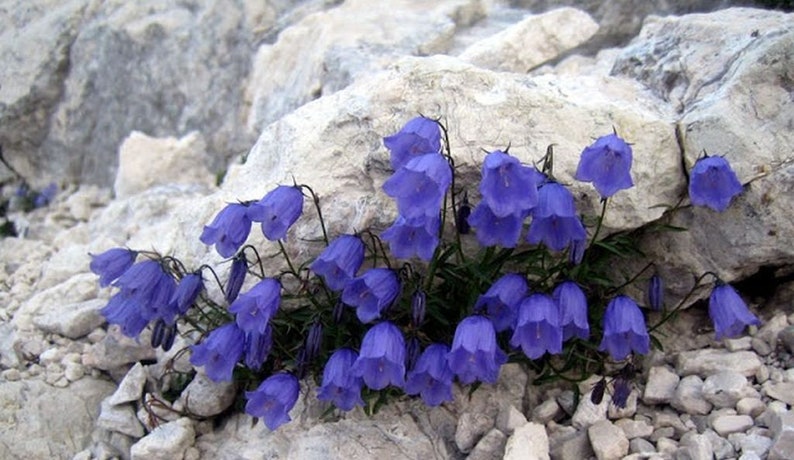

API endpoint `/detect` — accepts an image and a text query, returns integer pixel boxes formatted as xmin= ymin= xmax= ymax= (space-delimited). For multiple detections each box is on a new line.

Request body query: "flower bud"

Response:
xmin=305 ymin=321 xmax=323 ymax=362
xmin=411 ymin=290 xmax=427 ymax=327
xmin=647 ymin=274 xmax=663 ymax=311
xmin=225 ymin=255 xmax=247 ymax=303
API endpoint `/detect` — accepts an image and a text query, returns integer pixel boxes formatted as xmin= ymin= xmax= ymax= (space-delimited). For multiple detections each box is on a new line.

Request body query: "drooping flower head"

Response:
xmin=598 ymin=296 xmax=650 ymax=361
xmin=511 ymin=294 xmax=563 ymax=359
xmin=225 ymin=254 xmax=247 ymax=303
xmin=100 ymin=292 xmax=149 ymax=338
xmin=474 ymin=273 xmax=528 ymax=332
xmin=317 ymin=348 xmax=365 ymax=411
xmin=170 ymin=272 xmax=204 ymax=315
xmin=447 ymin=315 xmax=507 ymax=385
xmin=310 ymin=234 xmax=365 ymax=291
xmin=200 ymin=202 xmax=253 ymax=258
xmin=688 ymin=155 xmax=743 ymax=212
xmin=342 ymin=268 xmax=400 ymax=324
xmin=229 ymin=278 xmax=281 ymax=334
xmin=245 ymin=372 xmax=300 ymax=430
xmin=382 ymin=153 xmax=452 ymax=219
xmin=527 ymin=182 xmax=587 ymax=252
xmin=190 ymin=323 xmax=245 ymax=382
xmin=553 ymin=281 xmax=589 ymax=341
xmin=381 ymin=215 xmax=440 ymax=261
xmin=351 ymin=321 xmax=406 ymax=390
xmin=405 ymin=343 xmax=454 ymax=407
xmin=568 ymin=238 xmax=587 ymax=265
xmin=575 ymin=133 xmax=634 ymax=198
xmin=90 ymin=247 xmax=138 ymax=287
xmin=467 ymin=203 xmax=527 ymax=248
xmin=383 ymin=116 xmax=442 ymax=170
xmin=647 ymin=274 xmax=663 ymax=311
xmin=244 ymin=325 xmax=273 ymax=370
xmin=112 ymin=259 xmax=177 ymax=324
xmin=708 ymin=283 xmax=761 ymax=340
xmin=479 ymin=150 xmax=539 ymax=217
xmin=247 ymin=185 xmax=304 ymax=241
xmin=33 ymin=183 xmax=57 ymax=208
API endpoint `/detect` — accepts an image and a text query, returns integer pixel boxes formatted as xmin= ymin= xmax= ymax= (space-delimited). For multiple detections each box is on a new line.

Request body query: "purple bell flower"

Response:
xmin=708 ymin=283 xmax=761 ymax=340
xmin=190 ymin=323 xmax=245 ymax=382
xmin=382 ymin=153 xmax=452 ymax=219
xmin=112 ymin=259 xmax=177 ymax=323
xmin=229 ymin=278 xmax=281 ymax=334
xmin=575 ymin=133 xmax=634 ymax=199
xmin=200 ymin=202 xmax=253 ymax=258
xmin=474 ymin=273 xmax=528 ymax=332
xmin=171 ymin=272 xmax=204 ymax=315
xmin=467 ymin=203 xmax=526 ymax=248
xmin=33 ymin=183 xmax=57 ymax=208
xmin=317 ymin=348 xmax=365 ymax=411
xmin=100 ymin=292 xmax=149 ymax=338
xmin=447 ymin=315 xmax=507 ymax=385
xmin=688 ymin=155 xmax=743 ymax=212
xmin=381 ymin=214 xmax=440 ymax=261
xmin=511 ymin=294 xmax=563 ymax=359
xmin=478 ymin=150 xmax=539 ymax=217
xmin=383 ymin=116 xmax=442 ymax=170
xmin=244 ymin=325 xmax=273 ymax=370
xmin=351 ymin=321 xmax=406 ymax=390
xmin=89 ymin=247 xmax=138 ymax=287
xmin=599 ymin=296 xmax=650 ymax=361
xmin=568 ymin=238 xmax=586 ymax=265
xmin=245 ymin=372 xmax=300 ymax=430
xmin=527 ymin=182 xmax=587 ymax=252
xmin=405 ymin=343 xmax=454 ymax=407
xmin=225 ymin=254 xmax=247 ymax=303
xmin=247 ymin=185 xmax=304 ymax=241
xmin=553 ymin=281 xmax=589 ymax=341
xmin=311 ymin=234 xmax=365 ymax=291
xmin=342 ymin=268 xmax=400 ymax=324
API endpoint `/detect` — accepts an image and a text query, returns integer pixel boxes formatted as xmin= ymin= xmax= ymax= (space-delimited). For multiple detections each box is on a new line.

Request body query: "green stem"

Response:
xmin=302 ymin=184 xmax=329 ymax=246
xmin=648 ymin=271 xmax=719 ymax=332
xmin=589 ymin=198 xmax=609 ymax=246
xmin=278 ymin=240 xmax=299 ymax=278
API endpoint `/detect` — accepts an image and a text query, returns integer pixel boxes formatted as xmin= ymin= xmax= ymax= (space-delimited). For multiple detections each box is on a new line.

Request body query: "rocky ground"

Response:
xmin=1 ymin=1 xmax=794 ymax=459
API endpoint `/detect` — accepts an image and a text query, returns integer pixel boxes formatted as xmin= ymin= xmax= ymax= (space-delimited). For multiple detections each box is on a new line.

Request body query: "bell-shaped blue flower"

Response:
xmin=90 ymin=248 xmax=137 ymax=287
xmin=342 ymin=268 xmax=400 ymax=324
xmin=229 ymin=278 xmax=281 ymax=334
xmin=467 ymin=203 xmax=526 ymax=248
xmin=511 ymin=294 xmax=563 ymax=359
xmin=599 ymin=296 xmax=650 ymax=361
xmin=382 ymin=153 xmax=452 ymax=219
xmin=479 ymin=150 xmax=539 ymax=217
xmin=553 ymin=281 xmax=589 ymax=341
xmin=245 ymin=372 xmax=300 ymax=430
xmin=447 ymin=315 xmax=507 ymax=385
xmin=405 ymin=343 xmax=454 ymax=406
xmin=247 ymin=185 xmax=304 ymax=241
xmin=568 ymin=238 xmax=586 ymax=265
xmin=170 ymin=272 xmax=204 ymax=315
xmin=383 ymin=116 xmax=441 ymax=170
xmin=527 ymin=182 xmax=587 ymax=252
xmin=381 ymin=215 xmax=439 ymax=261
xmin=100 ymin=292 xmax=149 ymax=338
xmin=317 ymin=348 xmax=365 ymax=411
xmin=244 ymin=325 xmax=273 ymax=370
xmin=688 ymin=155 xmax=743 ymax=212
xmin=190 ymin=323 xmax=245 ymax=382
xmin=474 ymin=273 xmax=528 ymax=332
xmin=200 ymin=202 xmax=253 ymax=258
xmin=708 ymin=283 xmax=761 ymax=340
xmin=225 ymin=254 xmax=247 ymax=303
xmin=575 ymin=133 xmax=634 ymax=198
xmin=647 ymin=274 xmax=663 ymax=311
xmin=351 ymin=321 xmax=406 ymax=390
xmin=311 ymin=234 xmax=365 ymax=291
xmin=112 ymin=259 xmax=177 ymax=324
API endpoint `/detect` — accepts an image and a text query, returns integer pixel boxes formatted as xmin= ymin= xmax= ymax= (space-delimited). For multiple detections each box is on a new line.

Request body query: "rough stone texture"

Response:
xmin=32 ymin=297 xmax=106 ymax=339
xmin=467 ymin=428 xmax=507 ymax=460
xmin=176 ymin=372 xmax=237 ymax=418
xmin=107 ymin=362 xmax=147 ymax=406
xmin=764 ymin=381 xmax=794 ymax=406
xmin=769 ymin=411 xmax=794 ymax=460
xmin=0 ymin=377 xmax=115 ymax=459
xmin=459 ymin=7 xmax=599 ymax=73
xmin=677 ymin=431 xmax=714 ymax=460
xmin=643 ymin=365 xmax=680 ymax=404
xmin=130 ymin=417 xmax=195 ymax=460
xmin=97 ymin=397 xmax=145 ymax=438
xmin=503 ymin=422 xmax=550 ymax=460
xmin=82 ymin=327 xmax=157 ymax=371
xmin=571 ymin=390 xmax=609 ymax=429
xmin=588 ymin=419 xmax=629 ymax=460
xmin=675 ymin=349 xmax=762 ymax=378
xmin=779 ymin=325 xmax=794 ymax=354
xmin=671 ymin=375 xmax=713 ymax=416
xmin=712 ymin=415 xmax=754 ymax=437
xmin=550 ymin=429 xmax=593 ymax=460
xmin=614 ymin=419 xmax=653 ymax=439
xmin=12 ymin=272 xmax=98 ymax=331
xmin=114 ymin=131 xmax=216 ymax=198
xmin=701 ymin=371 xmax=756 ymax=409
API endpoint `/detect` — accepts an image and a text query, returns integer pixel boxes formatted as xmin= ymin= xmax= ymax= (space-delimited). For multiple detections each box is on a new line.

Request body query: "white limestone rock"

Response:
xmin=176 ymin=372 xmax=236 ymax=418
xmin=701 ymin=371 xmax=757 ymax=409
xmin=459 ymin=7 xmax=599 ymax=73
xmin=671 ymin=375 xmax=713 ymax=416
xmin=108 ymin=362 xmax=148 ymax=406
xmin=130 ymin=417 xmax=196 ymax=460
xmin=675 ymin=349 xmax=762 ymax=378
xmin=588 ymin=419 xmax=629 ymax=460
xmin=503 ymin=422 xmax=550 ymax=460
xmin=643 ymin=365 xmax=680 ymax=405
xmin=32 ymin=298 xmax=106 ymax=339
xmin=467 ymin=428 xmax=507 ymax=460
xmin=114 ymin=131 xmax=216 ymax=199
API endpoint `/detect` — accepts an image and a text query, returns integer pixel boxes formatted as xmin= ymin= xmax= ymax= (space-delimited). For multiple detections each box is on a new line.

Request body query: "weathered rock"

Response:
xmin=763 ymin=381 xmax=794 ymax=406
xmin=114 ymin=131 xmax=216 ymax=198
xmin=614 ymin=418 xmax=653 ymax=439
xmin=643 ymin=365 xmax=680 ymax=405
xmin=468 ymin=428 xmax=507 ymax=460
xmin=779 ymin=325 xmax=794 ymax=354
xmin=677 ymin=431 xmax=714 ymax=460
xmin=737 ymin=397 xmax=766 ymax=418
xmin=0 ymin=377 xmax=115 ymax=459
xmin=588 ymin=419 xmax=629 ymax=460
xmin=712 ymin=414 xmax=753 ymax=437
xmin=82 ymin=327 xmax=157 ymax=371
xmin=629 ymin=437 xmax=655 ymax=454
xmin=13 ymin=272 xmax=98 ymax=331
xmin=176 ymin=372 xmax=236 ymax=418
xmin=571 ymin=389 xmax=610 ymax=429
xmin=549 ymin=429 xmax=593 ymax=460
xmin=701 ymin=371 xmax=756 ymax=409
xmin=97 ymin=397 xmax=145 ymax=438
xmin=532 ymin=398 xmax=563 ymax=424
xmin=459 ymin=7 xmax=599 ymax=73
xmin=769 ymin=411 xmax=794 ymax=460
xmin=671 ymin=375 xmax=712 ymax=416
xmin=496 ymin=404 xmax=528 ymax=435
xmin=130 ymin=417 xmax=195 ymax=460
xmin=108 ymin=362 xmax=148 ymax=406
xmin=33 ymin=297 xmax=106 ymax=339
xmin=731 ymin=432 xmax=774 ymax=458
xmin=503 ymin=422 xmax=550 ymax=460
xmin=676 ymin=349 xmax=762 ymax=378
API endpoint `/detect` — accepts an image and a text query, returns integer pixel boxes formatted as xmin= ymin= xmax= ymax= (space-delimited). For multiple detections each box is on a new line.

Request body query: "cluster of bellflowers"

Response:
xmin=89 ymin=116 xmax=761 ymax=431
